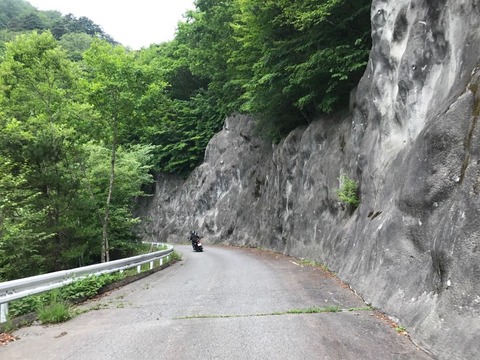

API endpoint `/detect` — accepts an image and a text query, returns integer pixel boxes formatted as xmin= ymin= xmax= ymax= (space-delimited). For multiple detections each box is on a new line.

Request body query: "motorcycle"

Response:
xmin=192 ymin=238 xmax=203 ymax=252
xmin=190 ymin=231 xmax=204 ymax=252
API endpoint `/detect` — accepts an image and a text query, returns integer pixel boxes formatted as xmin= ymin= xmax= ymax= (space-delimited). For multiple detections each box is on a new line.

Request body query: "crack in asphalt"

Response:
xmin=175 ymin=306 xmax=373 ymax=320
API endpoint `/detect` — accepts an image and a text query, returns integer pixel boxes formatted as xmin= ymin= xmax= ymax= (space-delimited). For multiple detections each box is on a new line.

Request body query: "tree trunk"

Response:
xmin=101 ymin=112 xmax=118 ymax=263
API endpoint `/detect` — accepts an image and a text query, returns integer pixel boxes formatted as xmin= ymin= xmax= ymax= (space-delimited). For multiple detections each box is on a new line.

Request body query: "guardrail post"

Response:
xmin=1 ymin=302 xmax=8 ymax=323
xmin=137 ymin=265 xmax=141 ymax=274
xmin=160 ymin=258 xmax=163 ymax=266
xmin=149 ymin=261 xmax=153 ymax=270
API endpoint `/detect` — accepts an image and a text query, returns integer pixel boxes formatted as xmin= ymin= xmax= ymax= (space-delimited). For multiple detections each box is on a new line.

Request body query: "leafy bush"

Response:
xmin=8 ymin=295 xmax=42 ymax=318
xmin=61 ymin=272 xmax=125 ymax=302
xmin=336 ymin=174 xmax=360 ymax=208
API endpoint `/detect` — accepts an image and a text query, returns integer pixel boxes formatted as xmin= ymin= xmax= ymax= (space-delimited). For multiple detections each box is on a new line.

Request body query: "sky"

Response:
xmin=27 ymin=0 xmax=195 ymax=49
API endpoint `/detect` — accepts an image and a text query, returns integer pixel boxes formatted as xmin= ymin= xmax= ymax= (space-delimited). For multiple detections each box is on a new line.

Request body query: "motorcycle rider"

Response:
xmin=189 ymin=230 xmax=201 ymax=250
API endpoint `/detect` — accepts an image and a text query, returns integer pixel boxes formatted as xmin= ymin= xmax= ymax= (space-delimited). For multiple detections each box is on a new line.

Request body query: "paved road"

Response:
xmin=0 ymin=245 xmax=432 ymax=360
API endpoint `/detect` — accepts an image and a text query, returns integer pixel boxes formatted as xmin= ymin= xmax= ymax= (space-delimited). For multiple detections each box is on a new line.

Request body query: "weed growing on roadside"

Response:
xmin=1 ymin=319 xmax=15 ymax=333
xmin=169 ymin=251 xmax=182 ymax=262
xmin=298 ymin=259 xmax=330 ymax=272
xmin=36 ymin=291 xmax=71 ymax=324
xmin=286 ymin=306 xmax=341 ymax=314
xmin=88 ymin=303 xmax=109 ymax=311
xmin=395 ymin=326 xmax=407 ymax=333
xmin=176 ymin=305 xmax=366 ymax=320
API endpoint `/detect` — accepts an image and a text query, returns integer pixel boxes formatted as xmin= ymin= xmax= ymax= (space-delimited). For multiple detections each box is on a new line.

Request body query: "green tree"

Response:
xmin=0 ymin=0 xmax=36 ymax=30
xmin=0 ymin=31 xmax=91 ymax=275
xmin=176 ymin=0 xmax=242 ymax=115
xmin=0 ymin=155 xmax=50 ymax=280
xmin=83 ymin=40 xmax=147 ymax=262
xmin=58 ymin=32 xmax=94 ymax=61
xmin=136 ymin=42 xmax=220 ymax=175
xmin=81 ymin=143 xmax=154 ymax=259
xmin=62 ymin=14 xmax=115 ymax=44
xmin=0 ymin=0 xmax=114 ymax=44
xmin=18 ymin=12 xmax=45 ymax=30
xmin=137 ymin=1 xmax=238 ymax=175
xmin=231 ymin=0 xmax=371 ymax=139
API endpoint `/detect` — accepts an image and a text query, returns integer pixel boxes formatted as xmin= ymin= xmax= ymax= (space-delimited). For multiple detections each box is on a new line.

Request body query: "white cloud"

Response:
xmin=27 ymin=0 xmax=195 ymax=49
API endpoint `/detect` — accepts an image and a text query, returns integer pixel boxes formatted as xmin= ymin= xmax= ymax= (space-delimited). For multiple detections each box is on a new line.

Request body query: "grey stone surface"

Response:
xmin=138 ymin=1 xmax=480 ymax=359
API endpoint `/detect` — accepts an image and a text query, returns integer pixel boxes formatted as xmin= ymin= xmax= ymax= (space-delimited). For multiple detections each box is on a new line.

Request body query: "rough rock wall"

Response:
xmin=138 ymin=1 xmax=480 ymax=358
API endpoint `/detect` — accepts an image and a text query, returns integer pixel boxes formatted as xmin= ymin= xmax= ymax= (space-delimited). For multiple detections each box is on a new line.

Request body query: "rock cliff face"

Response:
xmin=138 ymin=1 xmax=480 ymax=358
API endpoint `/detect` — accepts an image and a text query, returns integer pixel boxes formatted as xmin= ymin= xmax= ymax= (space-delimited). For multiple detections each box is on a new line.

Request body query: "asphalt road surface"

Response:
xmin=0 ymin=245 xmax=433 ymax=360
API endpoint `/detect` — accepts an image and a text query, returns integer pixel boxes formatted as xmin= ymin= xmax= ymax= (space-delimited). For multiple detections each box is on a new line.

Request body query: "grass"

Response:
xmin=37 ymin=302 xmax=72 ymax=324
xmin=176 ymin=305 xmax=371 ymax=320
xmin=395 ymin=326 xmax=407 ymax=333
xmin=298 ymin=258 xmax=330 ymax=272
xmin=87 ymin=303 xmax=109 ymax=311
xmin=36 ymin=291 xmax=72 ymax=324
xmin=285 ymin=306 xmax=341 ymax=314
xmin=1 ymin=319 xmax=15 ymax=333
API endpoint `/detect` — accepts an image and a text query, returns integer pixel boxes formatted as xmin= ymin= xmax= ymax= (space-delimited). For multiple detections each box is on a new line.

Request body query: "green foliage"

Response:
xmin=395 ymin=326 xmax=407 ymax=333
xmin=9 ymin=272 xmax=124 ymax=317
xmin=8 ymin=294 xmax=41 ymax=318
xmin=80 ymin=143 xmax=155 ymax=260
xmin=0 ymin=31 xmax=92 ymax=276
xmin=61 ymin=273 xmax=125 ymax=301
xmin=230 ymin=0 xmax=371 ymax=138
xmin=52 ymin=14 xmax=115 ymax=43
xmin=36 ymin=290 xmax=72 ymax=324
xmin=153 ymin=0 xmax=371 ymax=143
xmin=0 ymin=0 xmax=37 ymax=31
xmin=135 ymin=41 xmax=224 ymax=174
xmin=169 ymin=251 xmax=182 ymax=263
xmin=0 ymin=0 xmax=114 ymax=42
xmin=0 ymin=156 xmax=51 ymax=280
xmin=336 ymin=174 xmax=360 ymax=208
xmin=58 ymin=32 xmax=94 ymax=61
xmin=0 ymin=33 xmax=154 ymax=277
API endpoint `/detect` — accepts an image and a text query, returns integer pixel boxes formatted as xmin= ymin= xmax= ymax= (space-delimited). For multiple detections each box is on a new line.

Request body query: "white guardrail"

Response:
xmin=0 ymin=242 xmax=174 ymax=323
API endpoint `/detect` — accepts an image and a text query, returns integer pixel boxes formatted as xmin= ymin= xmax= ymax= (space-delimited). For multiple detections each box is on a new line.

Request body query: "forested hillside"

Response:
xmin=0 ymin=0 xmax=115 ymax=53
xmin=0 ymin=0 xmax=371 ymax=280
